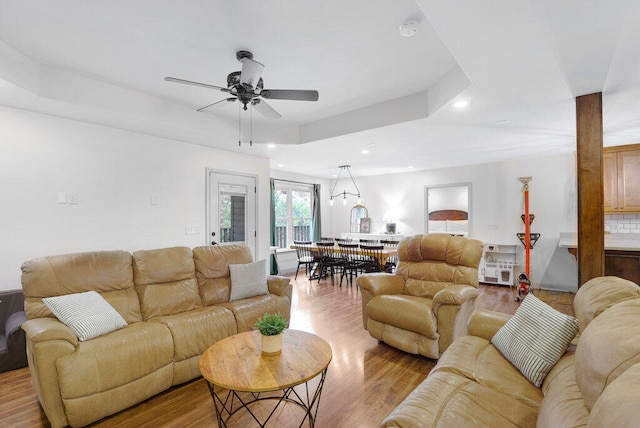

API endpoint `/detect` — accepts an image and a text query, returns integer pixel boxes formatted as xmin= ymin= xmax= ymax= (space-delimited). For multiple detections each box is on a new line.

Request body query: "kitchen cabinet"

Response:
xmin=567 ymin=248 xmax=640 ymax=285
xmin=604 ymin=144 xmax=640 ymax=213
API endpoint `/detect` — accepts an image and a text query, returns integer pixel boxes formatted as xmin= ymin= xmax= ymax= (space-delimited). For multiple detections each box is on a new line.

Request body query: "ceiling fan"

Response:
xmin=164 ymin=50 xmax=319 ymax=120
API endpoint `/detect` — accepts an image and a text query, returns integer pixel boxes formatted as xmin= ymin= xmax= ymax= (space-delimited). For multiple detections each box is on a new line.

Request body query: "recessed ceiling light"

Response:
xmin=453 ymin=100 xmax=470 ymax=109
xmin=278 ymin=164 xmax=284 ymax=168
xmin=267 ymin=143 xmax=276 ymax=148
xmin=361 ymin=149 xmax=370 ymax=155
xmin=495 ymin=119 xmax=510 ymax=126
xmin=407 ymin=165 xmax=414 ymax=169
xmin=399 ymin=20 xmax=419 ymax=37
xmin=367 ymin=143 xmax=376 ymax=147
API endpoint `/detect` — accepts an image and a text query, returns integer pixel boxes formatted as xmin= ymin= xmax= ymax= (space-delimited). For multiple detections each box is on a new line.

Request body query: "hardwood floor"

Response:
xmin=0 ymin=276 xmax=573 ymax=428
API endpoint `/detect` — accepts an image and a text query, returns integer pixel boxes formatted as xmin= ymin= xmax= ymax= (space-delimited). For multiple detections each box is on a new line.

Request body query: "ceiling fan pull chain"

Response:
xmin=250 ymin=102 xmax=253 ymax=147
xmin=238 ymin=100 xmax=242 ymax=146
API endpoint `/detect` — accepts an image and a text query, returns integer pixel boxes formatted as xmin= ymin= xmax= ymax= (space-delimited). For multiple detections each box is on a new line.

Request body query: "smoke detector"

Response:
xmin=399 ymin=20 xmax=419 ymax=37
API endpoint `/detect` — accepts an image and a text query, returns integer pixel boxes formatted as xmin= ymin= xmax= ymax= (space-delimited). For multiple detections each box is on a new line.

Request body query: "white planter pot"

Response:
xmin=261 ymin=333 xmax=283 ymax=355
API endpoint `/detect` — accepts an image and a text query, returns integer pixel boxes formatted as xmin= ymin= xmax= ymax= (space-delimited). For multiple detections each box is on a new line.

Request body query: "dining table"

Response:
xmin=290 ymin=243 xmax=398 ymax=279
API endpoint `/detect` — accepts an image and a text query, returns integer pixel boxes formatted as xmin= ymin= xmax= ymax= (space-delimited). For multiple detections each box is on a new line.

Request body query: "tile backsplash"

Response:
xmin=605 ymin=214 xmax=640 ymax=234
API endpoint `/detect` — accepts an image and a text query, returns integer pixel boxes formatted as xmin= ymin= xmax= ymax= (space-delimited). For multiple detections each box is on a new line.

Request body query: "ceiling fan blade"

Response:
xmin=164 ymin=77 xmax=229 ymax=92
xmin=260 ymin=89 xmax=319 ymax=101
xmin=252 ymin=99 xmax=281 ymax=120
xmin=240 ymin=58 xmax=264 ymax=87
xmin=197 ymin=97 xmax=237 ymax=112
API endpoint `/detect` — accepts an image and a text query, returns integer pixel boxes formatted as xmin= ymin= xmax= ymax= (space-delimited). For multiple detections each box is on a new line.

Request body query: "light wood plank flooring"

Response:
xmin=0 ymin=274 xmax=573 ymax=428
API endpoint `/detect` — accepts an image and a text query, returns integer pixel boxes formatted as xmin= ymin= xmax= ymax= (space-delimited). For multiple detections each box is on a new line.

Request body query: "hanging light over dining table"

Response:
xmin=328 ymin=165 xmax=362 ymax=206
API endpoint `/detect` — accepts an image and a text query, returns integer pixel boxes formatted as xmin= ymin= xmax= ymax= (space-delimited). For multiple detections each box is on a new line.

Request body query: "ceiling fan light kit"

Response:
xmin=165 ymin=50 xmax=319 ymax=146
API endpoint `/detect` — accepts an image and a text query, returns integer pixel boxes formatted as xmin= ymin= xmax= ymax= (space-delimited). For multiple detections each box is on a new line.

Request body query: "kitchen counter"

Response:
xmin=559 ymin=232 xmax=640 ymax=251
xmin=559 ymin=232 xmax=640 ymax=284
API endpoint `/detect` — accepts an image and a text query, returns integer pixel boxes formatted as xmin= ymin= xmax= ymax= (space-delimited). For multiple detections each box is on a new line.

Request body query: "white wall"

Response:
xmin=0 ymin=106 xmax=272 ymax=291
xmin=324 ymin=153 xmax=579 ymax=291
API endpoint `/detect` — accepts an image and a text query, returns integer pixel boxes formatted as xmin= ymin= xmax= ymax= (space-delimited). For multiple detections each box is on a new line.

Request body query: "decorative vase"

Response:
xmin=261 ymin=333 xmax=283 ymax=355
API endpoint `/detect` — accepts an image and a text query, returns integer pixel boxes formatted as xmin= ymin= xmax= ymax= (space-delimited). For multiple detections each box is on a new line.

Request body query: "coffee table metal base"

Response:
xmin=206 ymin=368 xmax=327 ymax=427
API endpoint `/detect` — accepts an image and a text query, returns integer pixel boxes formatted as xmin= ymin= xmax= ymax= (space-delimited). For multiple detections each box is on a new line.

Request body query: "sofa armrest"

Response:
xmin=357 ymin=273 xmax=405 ymax=296
xmin=357 ymin=273 xmax=406 ymax=330
xmin=22 ymin=317 xmax=79 ymax=347
xmin=467 ymin=309 xmax=512 ymax=341
xmin=433 ymin=284 xmax=479 ymax=307
xmin=6 ymin=310 xmax=27 ymax=337
xmin=267 ymin=275 xmax=290 ymax=297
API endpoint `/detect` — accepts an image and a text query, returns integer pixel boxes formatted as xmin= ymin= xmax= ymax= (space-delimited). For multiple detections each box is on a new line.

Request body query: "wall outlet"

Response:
xmin=185 ymin=225 xmax=199 ymax=235
xmin=68 ymin=192 xmax=78 ymax=205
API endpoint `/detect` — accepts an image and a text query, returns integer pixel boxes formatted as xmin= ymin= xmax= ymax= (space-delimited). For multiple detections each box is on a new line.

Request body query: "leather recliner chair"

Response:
xmin=357 ymin=234 xmax=483 ymax=359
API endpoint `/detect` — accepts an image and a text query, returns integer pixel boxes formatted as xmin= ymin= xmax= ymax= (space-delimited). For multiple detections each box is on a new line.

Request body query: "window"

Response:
xmin=274 ymin=181 xmax=313 ymax=248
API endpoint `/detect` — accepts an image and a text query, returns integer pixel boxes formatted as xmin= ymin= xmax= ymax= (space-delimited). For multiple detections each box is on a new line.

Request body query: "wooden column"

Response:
xmin=576 ymin=92 xmax=604 ymax=286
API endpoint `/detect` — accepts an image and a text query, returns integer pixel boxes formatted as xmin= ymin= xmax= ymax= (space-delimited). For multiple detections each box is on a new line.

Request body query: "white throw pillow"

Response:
xmin=491 ymin=293 xmax=578 ymax=387
xmin=229 ymin=259 xmax=268 ymax=301
xmin=43 ymin=291 xmax=128 ymax=341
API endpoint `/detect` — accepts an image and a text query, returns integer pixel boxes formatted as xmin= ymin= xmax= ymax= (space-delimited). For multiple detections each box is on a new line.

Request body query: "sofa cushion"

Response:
xmin=132 ymin=247 xmax=202 ymax=320
xmin=492 ymin=293 xmax=578 ymax=387
xmin=43 ymin=291 xmax=127 ymax=341
xmin=433 ymin=335 xmax=543 ymax=407
xmin=588 ymin=362 xmax=640 ymax=428
xmin=575 ymin=298 xmax=640 ymax=410
xmin=193 ymin=244 xmax=253 ymax=305
xmin=56 ymin=322 xmax=173 ymax=399
xmin=381 ymin=370 xmax=540 ymax=428
xmin=366 ymin=295 xmax=437 ymax=339
xmin=148 ymin=305 xmax=237 ymax=362
xmin=537 ymin=351 xmax=589 ymax=428
xmin=573 ymin=276 xmax=640 ymax=332
xmin=221 ymin=294 xmax=291 ymax=332
xmin=21 ymin=250 xmax=141 ymax=322
xmin=229 ymin=259 xmax=268 ymax=301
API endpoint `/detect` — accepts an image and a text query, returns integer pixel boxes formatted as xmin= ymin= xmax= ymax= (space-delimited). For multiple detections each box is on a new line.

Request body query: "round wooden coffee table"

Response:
xmin=199 ymin=329 xmax=332 ymax=427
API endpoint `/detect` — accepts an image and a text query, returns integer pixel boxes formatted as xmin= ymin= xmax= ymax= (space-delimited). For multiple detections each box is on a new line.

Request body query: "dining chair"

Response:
xmin=359 ymin=244 xmax=386 ymax=273
xmin=320 ymin=237 xmax=335 ymax=243
xmin=335 ymin=238 xmax=352 ymax=243
xmin=315 ymin=241 xmax=343 ymax=285
xmin=292 ymin=241 xmax=316 ymax=280
xmin=338 ymin=243 xmax=365 ymax=287
xmin=380 ymin=239 xmax=400 ymax=272
xmin=359 ymin=239 xmax=379 ymax=244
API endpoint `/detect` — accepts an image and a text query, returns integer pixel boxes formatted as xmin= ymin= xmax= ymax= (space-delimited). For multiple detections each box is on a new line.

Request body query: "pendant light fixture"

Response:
xmin=328 ymin=165 xmax=362 ymax=206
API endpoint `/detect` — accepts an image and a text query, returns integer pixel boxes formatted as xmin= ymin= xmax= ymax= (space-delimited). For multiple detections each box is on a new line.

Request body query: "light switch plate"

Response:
xmin=58 ymin=192 xmax=67 ymax=204
xmin=68 ymin=192 xmax=78 ymax=205
xmin=185 ymin=225 xmax=199 ymax=235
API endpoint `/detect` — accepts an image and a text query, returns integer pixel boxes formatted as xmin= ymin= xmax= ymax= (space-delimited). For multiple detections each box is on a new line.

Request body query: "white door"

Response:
xmin=207 ymin=170 xmax=257 ymax=257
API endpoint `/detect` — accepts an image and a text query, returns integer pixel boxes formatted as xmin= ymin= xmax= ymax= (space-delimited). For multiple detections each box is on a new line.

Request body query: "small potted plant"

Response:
xmin=254 ymin=312 xmax=287 ymax=355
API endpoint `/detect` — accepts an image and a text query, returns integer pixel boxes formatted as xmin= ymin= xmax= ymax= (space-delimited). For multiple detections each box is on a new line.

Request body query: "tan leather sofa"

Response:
xmin=20 ymin=244 xmax=291 ymax=428
xmin=382 ymin=276 xmax=640 ymax=427
xmin=358 ymin=234 xmax=483 ymax=359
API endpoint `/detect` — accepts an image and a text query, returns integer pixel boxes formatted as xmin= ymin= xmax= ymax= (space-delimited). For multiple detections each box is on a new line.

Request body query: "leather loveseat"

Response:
xmin=20 ymin=244 xmax=291 ymax=428
xmin=382 ymin=276 xmax=640 ymax=427
xmin=358 ymin=234 xmax=483 ymax=359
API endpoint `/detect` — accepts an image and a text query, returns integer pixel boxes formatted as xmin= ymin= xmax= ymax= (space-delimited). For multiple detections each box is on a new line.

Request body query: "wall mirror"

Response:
xmin=424 ymin=183 xmax=471 ymax=236
xmin=350 ymin=205 xmax=368 ymax=233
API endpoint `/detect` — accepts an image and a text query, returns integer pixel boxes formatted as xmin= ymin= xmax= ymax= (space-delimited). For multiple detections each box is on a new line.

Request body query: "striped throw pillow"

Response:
xmin=43 ymin=291 xmax=127 ymax=341
xmin=491 ymin=293 xmax=578 ymax=387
